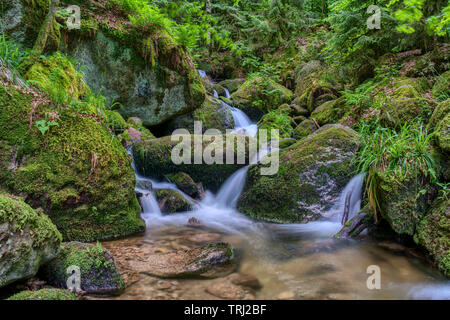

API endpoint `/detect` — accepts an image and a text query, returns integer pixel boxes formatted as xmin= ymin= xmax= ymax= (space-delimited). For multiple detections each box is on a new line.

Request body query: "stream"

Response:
xmin=102 ymin=73 xmax=450 ymax=300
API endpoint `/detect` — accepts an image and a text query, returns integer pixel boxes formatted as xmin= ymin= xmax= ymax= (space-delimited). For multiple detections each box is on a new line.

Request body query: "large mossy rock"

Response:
xmin=7 ymin=288 xmax=80 ymax=300
xmin=432 ymin=71 xmax=450 ymax=101
xmin=0 ymin=195 xmax=61 ymax=288
xmin=0 ymin=82 xmax=145 ymax=242
xmin=132 ymin=134 xmax=254 ymax=191
xmin=238 ymin=125 xmax=359 ymax=222
xmin=63 ymin=31 xmax=205 ymax=126
xmin=428 ymin=99 xmax=450 ymax=153
xmin=231 ymin=77 xmax=293 ymax=117
xmin=165 ymin=172 xmax=204 ymax=200
xmin=41 ymin=242 xmax=125 ymax=295
xmin=414 ymin=199 xmax=450 ymax=278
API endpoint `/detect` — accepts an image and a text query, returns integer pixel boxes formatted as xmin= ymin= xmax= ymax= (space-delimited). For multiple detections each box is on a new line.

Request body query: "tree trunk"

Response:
xmin=27 ymin=0 xmax=59 ymax=67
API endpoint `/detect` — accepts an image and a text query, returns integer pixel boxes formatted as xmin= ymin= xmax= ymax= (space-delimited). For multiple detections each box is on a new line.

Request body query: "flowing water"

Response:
xmin=111 ymin=75 xmax=450 ymax=300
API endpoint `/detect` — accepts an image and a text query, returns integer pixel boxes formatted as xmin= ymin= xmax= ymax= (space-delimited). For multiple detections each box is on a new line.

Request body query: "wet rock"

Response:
xmin=0 ymin=195 xmax=61 ymax=288
xmin=135 ymin=243 xmax=235 ymax=279
xmin=278 ymin=291 xmax=295 ymax=300
xmin=188 ymin=217 xmax=203 ymax=227
xmin=238 ymin=125 xmax=359 ymax=223
xmin=156 ymin=190 xmax=193 ymax=214
xmin=185 ymin=232 xmax=222 ymax=244
xmin=165 ymin=172 xmax=205 ymax=200
xmin=41 ymin=242 xmax=125 ymax=296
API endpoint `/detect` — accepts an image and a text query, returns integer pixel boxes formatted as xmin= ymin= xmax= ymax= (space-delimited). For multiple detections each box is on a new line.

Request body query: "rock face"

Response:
xmin=414 ymin=199 xmax=450 ymax=278
xmin=0 ymin=195 xmax=61 ymax=288
xmin=132 ymin=134 xmax=255 ymax=191
xmin=0 ymin=79 xmax=145 ymax=242
xmin=41 ymin=242 xmax=125 ymax=295
xmin=238 ymin=125 xmax=359 ymax=222
xmin=7 ymin=288 xmax=80 ymax=300
xmin=131 ymin=243 xmax=235 ymax=278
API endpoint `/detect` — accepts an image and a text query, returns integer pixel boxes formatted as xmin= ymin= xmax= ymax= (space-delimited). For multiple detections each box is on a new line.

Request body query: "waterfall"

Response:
xmin=215 ymin=167 xmax=250 ymax=209
xmin=324 ymin=173 xmax=365 ymax=223
xmin=213 ymin=90 xmax=219 ymax=98
xmin=224 ymin=88 xmax=231 ymax=99
xmin=219 ymin=99 xmax=258 ymax=137
xmin=198 ymin=70 xmax=207 ymax=78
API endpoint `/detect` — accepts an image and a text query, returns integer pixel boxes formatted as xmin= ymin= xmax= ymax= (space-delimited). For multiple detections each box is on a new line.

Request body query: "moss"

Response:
xmin=427 ymin=99 xmax=450 ymax=153
xmin=293 ymin=119 xmax=318 ymax=139
xmin=231 ymin=77 xmax=293 ymax=115
xmin=105 ymin=110 xmax=129 ymax=133
xmin=0 ymin=83 xmax=145 ymax=242
xmin=165 ymin=172 xmax=201 ymax=199
xmin=0 ymin=194 xmax=62 ymax=248
xmin=7 ymin=288 xmax=80 ymax=300
xmin=257 ymin=109 xmax=294 ymax=140
xmin=414 ymin=199 xmax=450 ymax=278
xmin=433 ymin=71 xmax=450 ymax=101
xmin=238 ymin=125 xmax=359 ymax=222
xmin=25 ymin=52 xmax=90 ymax=102
xmin=42 ymin=242 xmax=125 ymax=295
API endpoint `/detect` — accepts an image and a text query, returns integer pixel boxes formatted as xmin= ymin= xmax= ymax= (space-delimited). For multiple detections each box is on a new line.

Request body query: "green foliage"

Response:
xmin=355 ymin=121 xmax=437 ymax=219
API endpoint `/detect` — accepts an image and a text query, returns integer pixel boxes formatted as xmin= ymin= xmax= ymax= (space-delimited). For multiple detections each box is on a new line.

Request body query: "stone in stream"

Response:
xmin=0 ymin=195 xmax=62 ymax=288
xmin=165 ymin=172 xmax=205 ymax=200
xmin=132 ymin=243 xmax=235 ymax=279
xmin=41 ymin=242 xmax=125 ymax=296
xmin=238 ymin=125 xmax=359 ymax=223
xmin=156 ymin=189 xmax=193 ymax=214
xmin=7 ymin=288 xmax=81 ymax=300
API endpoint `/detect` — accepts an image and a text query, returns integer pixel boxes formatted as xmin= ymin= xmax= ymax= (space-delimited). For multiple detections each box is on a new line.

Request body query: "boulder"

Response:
xmin=231 ymin=77 xmax=293 ymax=116
xmin=156 ymin=189 xmax=193 ymax=214
xmin=238 ymin=125 xmax=359 ymax=222
xmin=165 ymin=172 xmax=205 ymax=200
xmin=414 ymin=199 xmax=450 ymax=278
xmin=0 ymin=80 xmax=145 ymax=242
xmin=427 ymin=99 xmax=450 ymax=153
xmin=7 ymin=288 xmax=80 ymax=300
xmin=0 ymin=195 xmax=61 ymax=288
xmin=41 ymin=242 xmax=125 ymax=295
xmin=132 ymin=134 xmax=255 ymax=191
xmin=294 ymin=119 xmax=318 ymax=139
xmin=432 ymin=71 xmax=450 ymax=101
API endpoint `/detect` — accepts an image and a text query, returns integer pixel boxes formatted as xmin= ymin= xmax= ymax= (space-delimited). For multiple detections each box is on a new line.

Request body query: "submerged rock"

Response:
xmin=156 ymin=189 xmax=193 ymax=214
xmin=0 ymin=195 xmax=61 ymax=288
xmin=7 ymin=288 xmax=80 ymax=300
xmin=41 ymin=242 xmax=125 ymax=295
xmin=134 ymin=243 xmax=235 ymax=278
xmin=238 ymin=125 xmax=359 ymax=222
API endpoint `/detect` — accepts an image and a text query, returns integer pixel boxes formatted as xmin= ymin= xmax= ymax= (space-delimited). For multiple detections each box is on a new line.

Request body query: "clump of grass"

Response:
xmin=355 ymin=121 xmax=437 ymax=220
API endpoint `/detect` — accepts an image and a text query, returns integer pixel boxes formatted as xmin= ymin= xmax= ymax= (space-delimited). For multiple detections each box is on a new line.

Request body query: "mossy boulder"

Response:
xmin=132 ymin=134 xmax=255 ymax=191
xmin=231 ymin=77 xmax=293 ymax=116
xmin=0 ymin=82 xmax=145 ymax=242
xmin=311 ymin=97 xmax=347 ymax=126
xmin=414 ymin=199 xmax=450 ymax=278
xmin=293 ymin=119 xmax=318 ymax=139
xmin=257 ymin=110 xmax=294 ymax=140
xmin=164 ymin=96 xmax=234 ymax=135
xmin=218 ymin=79 xmax=245 ymax=94
xmin=155 ymin=189 xmax=193 ymax=214
xmin=41 ymin=242 xmax=125 ymax=295
xmin=165 ymin=172 xmax=204 ymax=200
xmin=238 ymin=125 xmax=359 ymax=222
xmin=376 ymin=169 xmax=433 ymax=236
xmin=427 ymin=99 xmax=450 ymax=153
xmin=7 ymin=288 xmax=80 ymax=300
xmin=0 ymin=195 xmax=61 ymax=288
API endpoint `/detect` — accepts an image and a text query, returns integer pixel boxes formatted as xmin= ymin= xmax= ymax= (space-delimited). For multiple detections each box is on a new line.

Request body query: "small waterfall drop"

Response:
xmin=224 ymin=88 xmax=231 ymax=99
